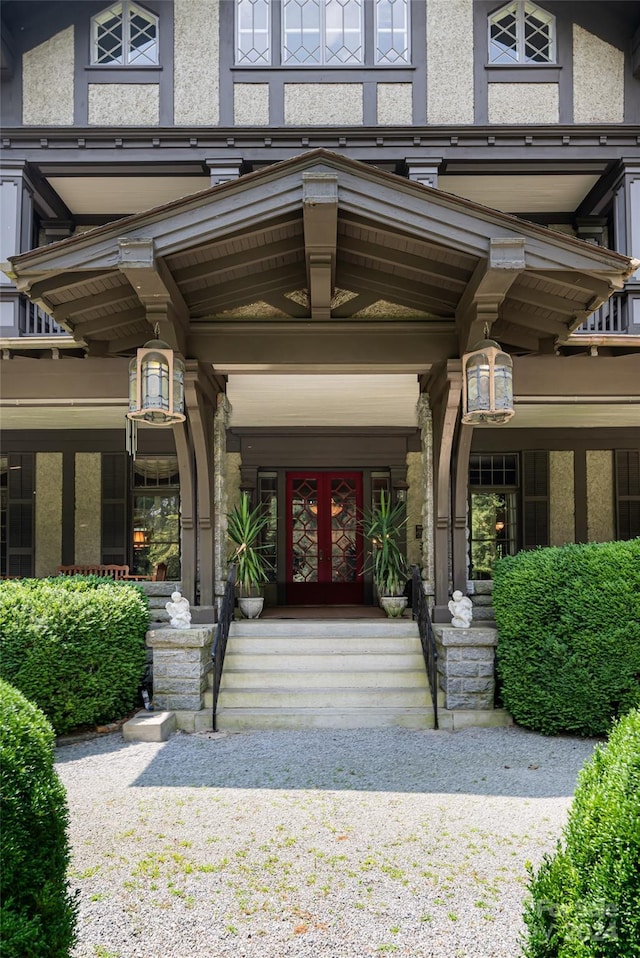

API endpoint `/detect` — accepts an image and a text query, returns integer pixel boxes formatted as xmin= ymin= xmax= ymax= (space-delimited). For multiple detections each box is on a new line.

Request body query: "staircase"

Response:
xmin=208 ymin=619 xmax=441 ymax=731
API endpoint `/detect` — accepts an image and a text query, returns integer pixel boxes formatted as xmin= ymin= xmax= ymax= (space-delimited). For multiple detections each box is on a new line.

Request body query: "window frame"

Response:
xmin=468 ymin=453 xmax=520 ymax=580
xmin=234 ymin=0 xmax=411 ymax=68
xmin=488 ymin=0 xmax=557 ymax=67
xmin=90 ymin=0 xmax=159 ymax=68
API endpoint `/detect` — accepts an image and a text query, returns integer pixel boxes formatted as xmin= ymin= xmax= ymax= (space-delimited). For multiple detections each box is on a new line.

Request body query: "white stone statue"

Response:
xmin=166 ymin=590 xmax=191 ymax=629
xmin=448 ymin=590 xmax=473 ymax=629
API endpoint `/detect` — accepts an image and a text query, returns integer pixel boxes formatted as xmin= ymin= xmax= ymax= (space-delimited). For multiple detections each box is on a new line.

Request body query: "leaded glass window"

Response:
xmin=236 ymin=0 xmax=271 ymax=64
xmin=91 ymin=1 xmax=159 ymax=66
xmin=375 ymin=0 xmax=410 ymax=65
xmin=235 ymin=0 xmax=410 ymax=66
xmin=489 ymin=1 xmax=556 ymax=65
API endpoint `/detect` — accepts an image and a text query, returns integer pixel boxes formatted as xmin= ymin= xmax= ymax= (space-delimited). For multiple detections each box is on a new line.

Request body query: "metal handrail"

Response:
xmin=411 ymin=565 xmax=439 ymax=730
xmin=211 ymin=563 xmax=236 ymax=732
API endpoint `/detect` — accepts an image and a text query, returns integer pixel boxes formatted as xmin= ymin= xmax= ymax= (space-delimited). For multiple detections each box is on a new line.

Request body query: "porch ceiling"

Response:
xmin=7 ymin=150 xmax=638 ymax=363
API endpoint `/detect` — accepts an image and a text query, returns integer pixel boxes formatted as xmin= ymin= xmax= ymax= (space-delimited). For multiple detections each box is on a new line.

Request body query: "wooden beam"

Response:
xmin=172 ymin=420 xmax=196 ymax=604
xmin=456 ymin=238 xmax=526 ymax=353
xmin=490 ymin=319 xmax=542 ymax=352
xmin=73 ymin=307 xmax=146 ymax=338
xmin=184 ymin=363 xmax=217 ymax=606
xmin=172 ymin=237 xmax=303 ymax=286
xmin=26 ymin=270 xmax=115 ymax=301
xmin=54 ymin=283 xmax=135 ymax=322
xmin=188 ymin=265 xmax=305 ymax=314
xmin=337 ymin=265 xmax=454 ymax=316
xmin=302 ymin=172 xmax=338 ymax=320
xmin=262 ymin=293 xmax=309 ymax=318
xmin=331 ymin=292 xmax=378 ymax=318
xmin=339 ymin=235 xmax=468 ymax=294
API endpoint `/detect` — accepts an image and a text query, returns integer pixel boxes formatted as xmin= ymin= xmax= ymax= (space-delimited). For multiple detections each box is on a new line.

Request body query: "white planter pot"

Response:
xmin=238 ymin=596 xmax=264 ymax=619
xmin=380 ymin=595 xmax=408 ymax=618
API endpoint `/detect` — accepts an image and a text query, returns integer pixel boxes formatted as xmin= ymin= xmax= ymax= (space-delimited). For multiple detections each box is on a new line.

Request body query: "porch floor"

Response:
xmin=261 ymin=605 xmax=388 ymax=620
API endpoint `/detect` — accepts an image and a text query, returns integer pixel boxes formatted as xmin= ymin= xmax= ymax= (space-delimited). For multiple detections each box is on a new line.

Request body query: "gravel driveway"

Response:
xmin=55 ymin=726 xmax=597 ymax=958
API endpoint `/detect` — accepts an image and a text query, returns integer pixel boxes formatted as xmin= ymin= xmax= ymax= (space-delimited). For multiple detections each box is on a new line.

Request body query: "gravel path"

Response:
xmin=55 ymin=726 xmax=597 ymax=958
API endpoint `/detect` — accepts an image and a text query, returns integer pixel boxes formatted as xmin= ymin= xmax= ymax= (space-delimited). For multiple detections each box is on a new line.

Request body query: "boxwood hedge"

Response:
xmin=0 ymin=577 xmax=149 ymax=735
xmin=522 ymin=708 xmax=640 ymax=957
xmin=0 ymin=679 xmax=77 ymax=958
xmin=493 ymin=539 xmax=640 ymax=736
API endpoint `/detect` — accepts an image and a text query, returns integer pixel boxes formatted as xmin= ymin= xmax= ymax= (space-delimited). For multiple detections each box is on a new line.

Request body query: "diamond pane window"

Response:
xmin=489 ymin=1 xmax=555 ymax=65
xmin=92 ymin=1 xmax=158 ymax=66
xmin=375 ymin=0 xmax=409 ymax=64
xmin=283 ymin=0 xmax=362 ymax=65
xmin=236 ymin=0 xmax=271 ymax=64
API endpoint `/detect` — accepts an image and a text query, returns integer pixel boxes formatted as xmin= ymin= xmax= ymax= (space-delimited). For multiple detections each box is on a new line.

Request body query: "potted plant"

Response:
xmin=361 ymin=490 xmax=409 ymax=617
xmin=227 ymin=492 xmax=272 ymax=618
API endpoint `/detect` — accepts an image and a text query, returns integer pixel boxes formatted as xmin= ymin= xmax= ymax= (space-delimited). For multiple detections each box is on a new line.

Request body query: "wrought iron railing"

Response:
xmin=574 ymin=292 xmax=626 ymax=334
xmin=211 ymin=563 xmax=236 ymax=732
xmin=20 ymin=301 xmax=67 ymax=336
xmin=411 ymin=565 xmax=439 ymax=730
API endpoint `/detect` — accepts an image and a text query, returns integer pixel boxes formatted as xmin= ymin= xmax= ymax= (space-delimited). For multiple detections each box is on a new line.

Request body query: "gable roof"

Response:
xmin=8 ymin=149 xmax=638 ymax=359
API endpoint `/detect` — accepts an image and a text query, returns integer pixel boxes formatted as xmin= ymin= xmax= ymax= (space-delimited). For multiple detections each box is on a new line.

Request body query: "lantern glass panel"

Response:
xmin=494 ymin=363 xmax=513 ymax=409
xmin=128 ymin=357 xmax=138 ymax=411
xmin=467 ymin=358 xmax=491 ymax=412
xmin=142 ymin=357 xmax=169 ymax=411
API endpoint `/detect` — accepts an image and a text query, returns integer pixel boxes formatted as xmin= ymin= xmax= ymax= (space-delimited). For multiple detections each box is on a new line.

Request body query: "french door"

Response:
xmin=286 ymin=472 xmax=363 ymax=604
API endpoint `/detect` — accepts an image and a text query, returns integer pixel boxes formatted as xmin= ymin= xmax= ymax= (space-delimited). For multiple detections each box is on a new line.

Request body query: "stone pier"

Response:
xmin=433 ymin=625 xmax=512 ymax=730
xmin=146 ymin=625 xmax=215 ymax=732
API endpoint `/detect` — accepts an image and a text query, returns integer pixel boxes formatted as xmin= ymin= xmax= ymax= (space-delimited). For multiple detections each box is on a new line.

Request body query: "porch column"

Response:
xmin=452 ymin=423 xmax=474 ymax=593
xmin=173 ymin=420 xmax=196 ymax=605
xmin=417 ymin=394 xmax=435 ymax=600
xmin=425 ymin=361 xmax=463 ymax=621
xmin=0 ymin=163 xmax=34 ymax=335
xmin=213 ymin=393 xmax=232 ymax=605
xmin=184 ymin=362 xmax=219 ymax=608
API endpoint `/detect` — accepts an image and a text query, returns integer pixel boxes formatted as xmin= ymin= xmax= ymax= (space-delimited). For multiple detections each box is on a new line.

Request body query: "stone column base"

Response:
xmin=433 ymin=625 xmax=498 ymax=711
xmin=146 ymin=626 xmax=215 ymax=713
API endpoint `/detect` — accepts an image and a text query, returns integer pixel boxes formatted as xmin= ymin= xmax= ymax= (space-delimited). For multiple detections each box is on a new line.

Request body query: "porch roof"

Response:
xmin=7 ymin=150 xmax=639 ymax=366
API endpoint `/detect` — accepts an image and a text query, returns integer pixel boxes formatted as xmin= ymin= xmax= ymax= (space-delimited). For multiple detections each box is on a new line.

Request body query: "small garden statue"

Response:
xmin=448 ymin=590 xmax=473 ymax=628
xmin=166 ymin=591 xmax=191 ymax=629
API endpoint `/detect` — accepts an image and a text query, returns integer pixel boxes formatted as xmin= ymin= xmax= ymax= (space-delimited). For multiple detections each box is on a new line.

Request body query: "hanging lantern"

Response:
xmin=461 ymin=338 xmax=514 ymax=425
xmin=127 ymin=338 xmax=185 ymax=425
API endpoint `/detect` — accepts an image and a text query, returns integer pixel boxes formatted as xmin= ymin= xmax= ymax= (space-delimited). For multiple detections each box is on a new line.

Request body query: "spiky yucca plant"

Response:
xmin=226 ymin=492 xmax=272 ymax=597
xmin=360 ymin=490 xmax=408 ymax=597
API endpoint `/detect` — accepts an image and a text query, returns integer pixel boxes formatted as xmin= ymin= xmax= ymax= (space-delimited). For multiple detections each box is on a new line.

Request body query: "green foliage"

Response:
xmin=360 ymin=491 xmax=409 ymax=596
xmin=522 ymin=709 xmax=640 ymax=957
xmin=227 ymin=492 xmax=273 ymax=596
xmin=0 ymin=577 xmax=149 ymax=734
xmin=0 ymin=679 xmax=77 ymax=957
xmin=493 ymin=539 xmax=640 ymax=736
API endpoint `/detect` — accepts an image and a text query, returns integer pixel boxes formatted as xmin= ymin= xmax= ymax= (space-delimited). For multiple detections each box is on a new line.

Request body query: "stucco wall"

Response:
xmin=88 ymin=84 xmax=159 ymax=125
xmin=586 ymin=450 xmax=615 ymax=542
xmin=75 ymin=453 xmax=102 ymax=564
xmin=573 ymin=25 xmax=624 ymax=123
xmin=284 ymin=84 xmax=363 ymax=125
xmin=488 ymin=84 xmax=559 ymax=124
xmin=174 ymin=0 xmax=219 ymax=125
xmin=549 ymin=451 xmax=575 ymax=546
xmin=377 ymin=83 xmax=413 ymax=126
xmin=234 ymin=84 xmax=270 ymax=126
xmin=226 ymin=452 xmax=242 ymax=515
xmin=426 ymin=0 xmax=474 ymax=124
xmin=35 ymin=453 xmax=62 ymax=577
xmin=23 ymin=27 xmax=74 ymax=125
xmin=406 ymin=451 xmax=423 ymax=568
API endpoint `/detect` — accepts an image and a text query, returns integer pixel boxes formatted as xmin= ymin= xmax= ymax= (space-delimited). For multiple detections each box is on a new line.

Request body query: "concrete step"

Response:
xmin=122 ymin=710 xmax=177 ymax=742
xmin=220 ymin=651 xmax=427 ymax=672
xmin=226 ymin=635 xmax=421 ymax=655
xmin=218 ymin=667 xmax=429 ymax=691
xmin=215 ymin=706 xmax=437 ymax=731
xmin=230 ymin=620 xmax=419 ymax=638
xmin=215 ymin=686 xmax=431 ymax=709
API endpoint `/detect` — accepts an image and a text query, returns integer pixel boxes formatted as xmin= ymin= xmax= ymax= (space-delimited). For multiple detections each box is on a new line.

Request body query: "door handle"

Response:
xmin=319 ymin=549 xmax=324 ymax=560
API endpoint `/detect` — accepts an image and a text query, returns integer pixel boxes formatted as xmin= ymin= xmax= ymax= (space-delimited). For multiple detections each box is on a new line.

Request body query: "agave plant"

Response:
xmin=226 ymin=492 xmax=273 ymax=597
xmin=360 ymin=490 xmax=409 ymax=597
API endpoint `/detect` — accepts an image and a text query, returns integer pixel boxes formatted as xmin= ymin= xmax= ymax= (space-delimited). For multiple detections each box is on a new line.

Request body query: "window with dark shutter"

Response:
xmin=522 ymin=450 xmax=549 ymax=549
xmin=2 ymin=454 xmax=35 ymax=577
xmin=101 ymin=453 xmax=127 ymax=565
xmin=616 ymin=450 xmax=640 ymax=541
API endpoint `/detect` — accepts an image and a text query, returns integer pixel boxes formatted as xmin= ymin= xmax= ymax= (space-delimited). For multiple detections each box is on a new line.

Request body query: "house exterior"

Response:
xmin=1 ymin=0 xmax=639 ymax=622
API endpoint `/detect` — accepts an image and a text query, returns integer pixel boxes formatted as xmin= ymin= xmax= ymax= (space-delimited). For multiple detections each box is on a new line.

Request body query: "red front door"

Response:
xmin=286 ymin=472 xmax=363 ymax=604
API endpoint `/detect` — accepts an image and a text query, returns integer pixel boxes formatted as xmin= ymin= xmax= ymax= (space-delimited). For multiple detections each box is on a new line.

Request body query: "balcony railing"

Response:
xmin=20 ymin=302 xmax=67 ymax=336
xmin=573 ymin=291 xmax=627 ymax=335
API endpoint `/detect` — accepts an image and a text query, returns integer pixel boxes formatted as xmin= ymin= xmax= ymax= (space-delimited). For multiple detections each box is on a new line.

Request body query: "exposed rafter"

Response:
xmin=302 ymin=172 xmax=338 ymax=320
xmin=456 ymin=238 xmax=526 ymax=352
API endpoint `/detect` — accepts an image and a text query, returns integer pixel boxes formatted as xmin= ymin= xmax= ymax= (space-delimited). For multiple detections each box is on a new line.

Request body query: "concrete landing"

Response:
xmin=122 ymin=710 xmax=177 ymax=742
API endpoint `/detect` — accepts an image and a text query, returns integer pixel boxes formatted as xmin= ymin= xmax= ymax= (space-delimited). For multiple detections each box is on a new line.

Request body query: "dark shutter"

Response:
xmin=522 ymin=450 xmax=549 ymax=549
xmin=101 ymin=453 xmax=127 ymax=565
xmin=616 ymin=450 xmax=640 ymax=540
xmin=6 ymin=453 xmax=34 ymax=576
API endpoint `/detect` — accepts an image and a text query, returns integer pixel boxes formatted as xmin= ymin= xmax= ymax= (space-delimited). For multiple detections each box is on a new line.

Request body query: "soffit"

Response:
xmin=47 ymin=175 xmax=212 ymax=216
xmin=438 ymin=174 xmax=601 ymax=214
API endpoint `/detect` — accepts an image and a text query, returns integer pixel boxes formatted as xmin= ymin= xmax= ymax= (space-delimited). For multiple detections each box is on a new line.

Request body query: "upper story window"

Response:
xmin=91 ymin=1 xmax=159 ymax=66
xmin=235 ymin=0 xmax=410 ymax=67
xmin=489 ymin=1 xmax=556 ymax=65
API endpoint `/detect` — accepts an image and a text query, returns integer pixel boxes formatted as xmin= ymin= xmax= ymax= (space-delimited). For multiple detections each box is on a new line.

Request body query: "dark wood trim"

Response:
xmin=172 ymin=418 xmax=195 ymax=604
xmin=453 ymin=423 xmax=473 ymax=593
xmin=183 ymin=362 xmax=217 ymax=606
xmin=574 ymin=448 xmax=588 ymax=543
xmin=471 ymin=427 xmax=640 ymax=452
xmin=61 ymin=449 xmax=75 ymax=565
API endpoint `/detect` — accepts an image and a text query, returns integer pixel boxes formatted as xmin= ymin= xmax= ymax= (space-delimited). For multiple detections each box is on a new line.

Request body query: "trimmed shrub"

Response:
xmin=0 ymin=577 xmax=149 ymax=734
xmin=522 ymin=708 xmax=640 ymax=957
xmin=0 ymin=679 xmax=77 ymax=957
xmin=494 ymin=539 xmax=640 ymax=736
